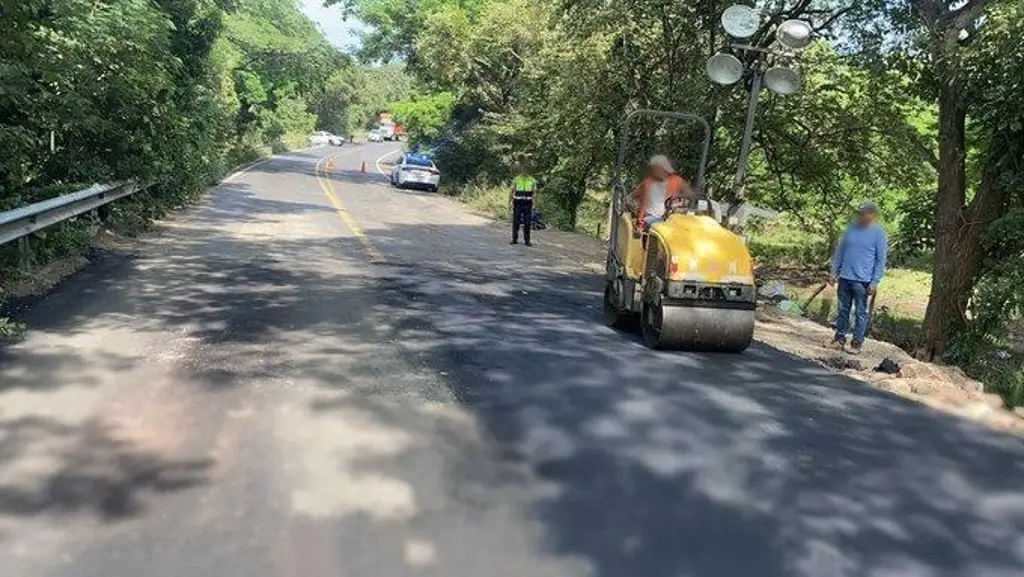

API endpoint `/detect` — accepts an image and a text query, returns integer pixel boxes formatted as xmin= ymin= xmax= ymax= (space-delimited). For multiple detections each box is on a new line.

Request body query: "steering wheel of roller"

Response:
xmin=664 ymin=196 xmax=694 ymax=216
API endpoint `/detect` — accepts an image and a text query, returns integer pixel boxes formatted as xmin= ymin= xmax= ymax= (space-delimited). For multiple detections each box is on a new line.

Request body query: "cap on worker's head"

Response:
xmin=858 ymin=202 xmax=878 ymax=214
xmin=649 ymin=155 xmax=674 ymax=173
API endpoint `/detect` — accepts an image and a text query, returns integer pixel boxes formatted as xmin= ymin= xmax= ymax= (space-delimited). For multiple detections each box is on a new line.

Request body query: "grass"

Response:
xmin=458 ymin=184 xmax=512 ymax=221
xmin=0 ymin=315 xmax=26 ymax=342
xmin=784 ymin=268 xmax=931 ymax=321
xmin=271 ymin=134 xmax=310 ymax=154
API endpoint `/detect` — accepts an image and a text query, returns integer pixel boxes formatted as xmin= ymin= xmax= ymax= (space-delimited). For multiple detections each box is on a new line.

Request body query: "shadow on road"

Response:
xmin=1 ymin=162 xmax=1023 ymax=575
xmin=0 ymin=417 xmax=210 ymax=522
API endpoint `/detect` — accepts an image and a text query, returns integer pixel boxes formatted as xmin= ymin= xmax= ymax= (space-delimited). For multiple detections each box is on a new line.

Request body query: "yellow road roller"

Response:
xmin=603 ymin=110 xmax=756 ymax=351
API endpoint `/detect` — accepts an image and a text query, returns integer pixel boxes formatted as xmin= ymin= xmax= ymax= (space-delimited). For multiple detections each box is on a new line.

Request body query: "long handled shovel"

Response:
xmin=802 ymin=281 xmax=829 ymax=318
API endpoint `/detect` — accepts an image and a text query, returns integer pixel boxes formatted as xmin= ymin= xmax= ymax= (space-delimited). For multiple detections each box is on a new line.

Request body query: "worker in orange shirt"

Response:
xmin=626 ymin=155 xmax=695 ymax=230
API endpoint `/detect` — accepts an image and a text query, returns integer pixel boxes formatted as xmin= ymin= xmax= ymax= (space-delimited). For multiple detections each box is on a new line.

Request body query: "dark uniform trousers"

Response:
xmin=512 ymin=196 xmax=533 ymax=244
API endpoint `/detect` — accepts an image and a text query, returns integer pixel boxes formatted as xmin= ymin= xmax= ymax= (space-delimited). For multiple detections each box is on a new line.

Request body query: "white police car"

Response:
xmin=390 ymin=155 xmax=441 ymax=192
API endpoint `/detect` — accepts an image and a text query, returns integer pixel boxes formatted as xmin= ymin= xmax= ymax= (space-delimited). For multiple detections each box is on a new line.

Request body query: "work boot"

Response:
xmin=826 ymin=338 xmax=845 ymax=351
xmin=847 ymin=343 xmax=863 ymax=356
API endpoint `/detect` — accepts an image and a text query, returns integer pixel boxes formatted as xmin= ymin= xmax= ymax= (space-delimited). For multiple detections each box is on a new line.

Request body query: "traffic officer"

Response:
xmin=509 ymin=157 xmax=538 ymax=246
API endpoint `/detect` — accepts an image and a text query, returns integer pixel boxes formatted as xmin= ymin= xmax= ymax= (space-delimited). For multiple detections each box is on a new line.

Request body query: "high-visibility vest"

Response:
xmin=513 ymin=174 xmax=537 ymax=201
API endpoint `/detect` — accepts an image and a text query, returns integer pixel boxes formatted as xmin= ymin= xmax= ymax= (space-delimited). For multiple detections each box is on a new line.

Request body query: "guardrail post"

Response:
xmin=17 ymin=236 xmax=30 ymax=270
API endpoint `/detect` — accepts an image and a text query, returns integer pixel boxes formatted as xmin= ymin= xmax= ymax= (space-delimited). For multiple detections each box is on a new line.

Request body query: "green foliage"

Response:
xmin=748 ymin=44 xmax=936 ymax=249
xmin=747 ymin=218 xmax=831 ymax=269
xmin=391 ymin=92 xmax=456 ymax=142
xmin=343 ymin=64 xmax=414 ymax=130
xmin=0 ymin=0 xmax=378 ymax=281
xmin=0 ymin=316 xmax=26 ymax=342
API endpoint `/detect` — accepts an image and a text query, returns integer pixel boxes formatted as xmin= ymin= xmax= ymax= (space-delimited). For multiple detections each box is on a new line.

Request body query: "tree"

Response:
xmin=391 ymin=92 xmax=456 ymax=141
xmin=748 ymin=43 xmax=934 ymax=251
xmin=884 ymin=0 xmax=1021 ymax=359
xmin=1 ymin=0 xmax=356 ymax=265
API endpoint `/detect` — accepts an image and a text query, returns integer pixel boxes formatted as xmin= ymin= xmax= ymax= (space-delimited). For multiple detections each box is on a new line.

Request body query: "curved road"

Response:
xmin=2 ymin=145 xmax=1023 ymax=576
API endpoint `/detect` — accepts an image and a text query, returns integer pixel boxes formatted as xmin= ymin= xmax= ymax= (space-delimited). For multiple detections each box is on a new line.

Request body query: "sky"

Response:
xmin=298 ymin=0 xmax=366 ymax=51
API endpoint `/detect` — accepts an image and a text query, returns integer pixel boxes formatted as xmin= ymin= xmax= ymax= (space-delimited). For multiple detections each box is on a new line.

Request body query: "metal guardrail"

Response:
xmin=0 ymin=181 xmax=144 ymax=246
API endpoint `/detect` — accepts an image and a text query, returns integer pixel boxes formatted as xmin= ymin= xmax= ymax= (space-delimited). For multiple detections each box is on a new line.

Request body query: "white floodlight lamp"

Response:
xmin=776 ymin=19 xmax=813 ymax=50
xmin=721 ymin=5 xmax=760 ymax=39
xmin=706 ymin=53 xmax=744 ymax=85
xmin=764 ymin=66 xmax=802 ymax=95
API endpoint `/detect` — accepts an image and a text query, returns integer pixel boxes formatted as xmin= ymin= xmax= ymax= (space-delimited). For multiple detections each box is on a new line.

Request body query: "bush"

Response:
xmin=575 ymin=189 xmax=610 ymax=238
xmin=981 ymin=363 xmax=1024 ymax=408
xmin=458 ymin=183 xmax=512 ymax=221
xmin=747 ymin=221 xmax=831 ymax=270
xmin=869 ymin=307 xmax=922 ymax=352
xmin=945 ymin=326 xmax=1024 ymax=408
xmin=0 ymin=316 xmax=25 ymax=342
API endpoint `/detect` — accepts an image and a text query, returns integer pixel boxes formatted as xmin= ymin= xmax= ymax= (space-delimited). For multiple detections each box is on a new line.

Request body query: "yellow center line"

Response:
xmin=315 ymin=154 xmax=383 ymax=262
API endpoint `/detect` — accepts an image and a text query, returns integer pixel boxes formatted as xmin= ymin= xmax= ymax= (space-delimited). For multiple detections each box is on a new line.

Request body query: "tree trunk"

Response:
xmin=912 ymin=0 xmax=1005 ymax=360
xmin=564 ymin=170 xmax=588 ymax=230
xmin=918 ymin=84 xmax=970 ymax=360
xmin=917 ymin=87 xmax=1011 ymax=360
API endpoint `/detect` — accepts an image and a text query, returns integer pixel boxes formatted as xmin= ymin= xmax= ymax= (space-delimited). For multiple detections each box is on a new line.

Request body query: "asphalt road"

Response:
xmin=2 ymin=144 xmax=1024 ymax=577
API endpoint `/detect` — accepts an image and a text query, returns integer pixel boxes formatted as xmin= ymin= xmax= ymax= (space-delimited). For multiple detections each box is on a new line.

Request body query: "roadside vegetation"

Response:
xmin=0 ymin=0 xmax=410 ymax=327
xmin=341 ymin=0 xmax=1024 ymax=407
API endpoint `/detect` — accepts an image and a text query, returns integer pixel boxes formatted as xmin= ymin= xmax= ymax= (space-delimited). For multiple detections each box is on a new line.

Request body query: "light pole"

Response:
xmin=707 ymin=5 xmax=813 ymax=203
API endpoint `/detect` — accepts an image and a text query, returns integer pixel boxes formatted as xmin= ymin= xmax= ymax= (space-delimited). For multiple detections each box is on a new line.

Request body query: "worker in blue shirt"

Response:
xmin=828 ymin=202 xmax=888 ymax=355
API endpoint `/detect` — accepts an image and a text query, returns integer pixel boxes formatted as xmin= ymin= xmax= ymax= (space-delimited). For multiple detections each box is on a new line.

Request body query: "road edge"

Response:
xmin=0 ymin=146 xmax=319 ymax=323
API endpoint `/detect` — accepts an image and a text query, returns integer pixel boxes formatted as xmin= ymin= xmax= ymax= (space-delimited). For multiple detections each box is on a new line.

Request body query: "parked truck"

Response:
xmin=376 ymin=113 xmax=405 ymax=141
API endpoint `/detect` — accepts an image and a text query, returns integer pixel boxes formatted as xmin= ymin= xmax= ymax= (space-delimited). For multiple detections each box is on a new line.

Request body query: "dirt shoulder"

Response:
xmin=524 ymin=223 xmax=1024 ymax=436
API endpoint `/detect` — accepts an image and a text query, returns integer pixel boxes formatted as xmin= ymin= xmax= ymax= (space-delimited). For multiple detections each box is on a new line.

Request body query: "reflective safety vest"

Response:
xmin=513 ymin=174 xmax=537 ymax=201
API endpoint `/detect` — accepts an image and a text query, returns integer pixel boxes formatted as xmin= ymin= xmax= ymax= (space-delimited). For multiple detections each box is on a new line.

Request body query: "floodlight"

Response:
xmin=706 ymin=53 xmax=743 ymax=85
xmin=776 ymin=19 xmax=813 ymax=50
xmin=721 ymin=5 xmax=760 ymax=39
xmin=764 ymin=66 xmax=802 ymax=95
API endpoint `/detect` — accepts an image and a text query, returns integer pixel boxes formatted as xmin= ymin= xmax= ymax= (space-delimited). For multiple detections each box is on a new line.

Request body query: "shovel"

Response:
xmin=865 ymin=291 xmax=878 ymax=336
xmin=801 ymin=281 xmax=829 ymax=318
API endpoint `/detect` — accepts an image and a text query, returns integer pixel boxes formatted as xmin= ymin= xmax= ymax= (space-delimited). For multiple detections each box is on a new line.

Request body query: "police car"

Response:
xmin=390 ymin=155 xmax=441 ymax=192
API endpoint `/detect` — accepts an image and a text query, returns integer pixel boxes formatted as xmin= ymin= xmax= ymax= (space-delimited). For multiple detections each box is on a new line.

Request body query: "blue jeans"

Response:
xmin=643 ymin=214 xmax=662 ymax=228
xmin=835 ymin=278 xmax=869 ymax=345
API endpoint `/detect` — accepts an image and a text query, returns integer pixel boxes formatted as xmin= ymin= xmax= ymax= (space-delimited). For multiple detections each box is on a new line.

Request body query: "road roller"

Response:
xmin=603 ymin=110 xmax=756 ymax=352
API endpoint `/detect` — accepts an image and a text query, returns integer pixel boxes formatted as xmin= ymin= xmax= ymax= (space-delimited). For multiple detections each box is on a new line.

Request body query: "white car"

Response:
xmin=390 ymin=155 xmax=441 ymax=192
xmin=309 ymin=131 xmax=343 ymax=146
xmin=367 ymin=129 xmax=384 ymax=142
